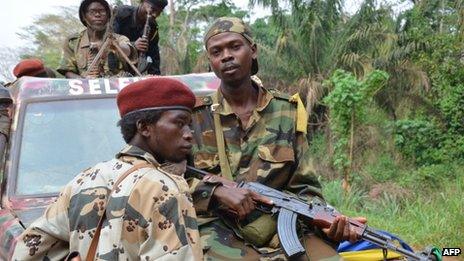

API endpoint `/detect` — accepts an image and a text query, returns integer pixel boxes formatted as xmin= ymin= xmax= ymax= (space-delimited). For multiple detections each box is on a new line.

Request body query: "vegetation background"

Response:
xmin=7 ymin=0 xmax=464 ymax=256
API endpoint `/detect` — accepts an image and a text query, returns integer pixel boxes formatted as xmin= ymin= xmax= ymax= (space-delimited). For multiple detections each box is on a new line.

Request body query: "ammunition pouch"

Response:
xmin=239 ymin=213 xmax=277 ymax=248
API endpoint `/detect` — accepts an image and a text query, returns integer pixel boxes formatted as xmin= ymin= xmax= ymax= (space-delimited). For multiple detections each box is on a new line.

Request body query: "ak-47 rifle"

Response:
xmin=136 ymin=12 xmax=152 ymax=74
xmin=186 ymin=166 xmax=440 ymax=261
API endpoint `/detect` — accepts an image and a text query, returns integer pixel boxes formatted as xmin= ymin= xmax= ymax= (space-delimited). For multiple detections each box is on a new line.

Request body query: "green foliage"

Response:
xmin=323 ymin=171 xmax=464 ymax=248
xmin=18 ymin=6 xmax=82 ymax=69
xmin=399 ymin=164 xmax=459 ymax=189
xmin=440 ymin=84 xmax=464 ymax=135
xmin=324 ymin=69 xmax=389 ymax=172
xmin=364 ymin=154 xmax=399 ymax=182
xmin=322 ymin=179 xmax=367 ymax=212
xmin=394 ymin=119 xmax=444 ymax=165
xmin=158 ymin=0 xmax=246 ymax=74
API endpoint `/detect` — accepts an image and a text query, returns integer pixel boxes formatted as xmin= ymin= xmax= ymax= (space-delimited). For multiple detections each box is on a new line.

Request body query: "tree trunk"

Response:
xmin=169 ymin=0 xmax=175 ymax=30
xmin=343 ymin=111 xmax=354 ymax=193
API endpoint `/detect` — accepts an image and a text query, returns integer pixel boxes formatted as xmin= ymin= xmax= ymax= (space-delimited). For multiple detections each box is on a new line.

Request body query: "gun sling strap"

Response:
xmin=211 ymin=91 xmax=234 ymax=180
xmin=85 ymin=162 xmax=153 ymax=260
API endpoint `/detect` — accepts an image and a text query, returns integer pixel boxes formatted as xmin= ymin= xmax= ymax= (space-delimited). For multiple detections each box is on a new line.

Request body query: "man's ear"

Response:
xmin=251 ymin=43 xmax=258 ymax=60
xmin=136 ymin=120 xmax=151 ymax=138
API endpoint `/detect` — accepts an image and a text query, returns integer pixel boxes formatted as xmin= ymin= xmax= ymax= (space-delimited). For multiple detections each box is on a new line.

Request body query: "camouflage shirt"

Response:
xmin=189 ymin=80 xmax=329 ymax=259
xmin=190 ymin=80 xmax=324 ymax=215
xmin=57 ymin=29 xmax=137 ymax=78
xmin=12 ymin=145 xmax=202 ymax=260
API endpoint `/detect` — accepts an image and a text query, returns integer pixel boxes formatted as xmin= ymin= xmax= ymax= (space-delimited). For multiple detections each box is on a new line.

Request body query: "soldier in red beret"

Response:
xmin=13 ymin=59 xmax=56 ymax=78
xmin=13 ymin=78 xmax=203 ymax=260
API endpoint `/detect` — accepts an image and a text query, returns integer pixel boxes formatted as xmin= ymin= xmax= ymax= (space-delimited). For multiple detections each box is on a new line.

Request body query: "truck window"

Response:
xmin=16 ymin=98 xmax=124 ymax=195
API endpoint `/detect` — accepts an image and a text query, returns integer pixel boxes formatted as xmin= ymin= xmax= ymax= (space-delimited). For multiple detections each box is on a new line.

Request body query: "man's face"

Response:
xmin=206 ymin=32 xmax=257 ymax=84
xmin=142 ymin=1 xmax=163 ymax=17
xmin=146 ymin=110 xmax=193 ymax=163
xmin=84 ymin=2 xmax=108 ymax=31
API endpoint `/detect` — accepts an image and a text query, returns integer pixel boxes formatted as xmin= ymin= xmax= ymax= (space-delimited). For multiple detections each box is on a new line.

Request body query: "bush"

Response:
xmin=364 ymin=154 xmax=399 ymax=182
xmin=399 ymin=164 xmax=458 ymax=189
xmin=394 ymin=119 xmax=444 ymax=165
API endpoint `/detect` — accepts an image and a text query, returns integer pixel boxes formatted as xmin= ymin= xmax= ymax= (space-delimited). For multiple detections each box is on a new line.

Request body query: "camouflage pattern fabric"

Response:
xmin=201 ymin=219 xmax=342 ymax=261
xmin=57 ymin=29 xmax=137 ymax=78
xmin=203 ymin=17 xmax=255 ymax=47
xmin=190 ymin=79 xmax=342 ymax=260
xmin=12 ymin=145 xmax=202 ymax=260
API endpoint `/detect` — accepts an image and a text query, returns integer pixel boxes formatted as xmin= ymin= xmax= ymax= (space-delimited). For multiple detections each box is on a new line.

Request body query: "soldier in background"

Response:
xmin=13 ymin=59 xmax=57 ymax=78
xmin=12 ymin=78 xmax=203 ymax=260
xmin=189 ymin=17 xmax=366 ymax=260
xmin=3 ymin=59 xmax=61 ymax=89
xmin=113 ymin=0 xmax=168 ymax=75
xmin=58 ymin=0 xmax=137 ymax=79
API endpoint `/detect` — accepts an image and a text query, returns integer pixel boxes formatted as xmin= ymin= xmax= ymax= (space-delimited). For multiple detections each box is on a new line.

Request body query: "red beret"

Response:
xmin=13 ymin=59 xmax=46 ymax=78
xmin=117 ymin=77 xmax=195 ymax=117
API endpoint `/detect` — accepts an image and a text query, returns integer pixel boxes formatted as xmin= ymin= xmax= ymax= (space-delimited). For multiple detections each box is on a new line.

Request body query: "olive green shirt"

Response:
xmin=190 ymin=80 xmax=324 ymax=216
xmin=57 ymin=29 xmax=136 ymax=78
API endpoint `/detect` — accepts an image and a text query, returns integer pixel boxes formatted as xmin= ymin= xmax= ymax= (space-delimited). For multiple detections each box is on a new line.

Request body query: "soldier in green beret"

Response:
xmin=189 ymin=17 xmax=366 ymax=260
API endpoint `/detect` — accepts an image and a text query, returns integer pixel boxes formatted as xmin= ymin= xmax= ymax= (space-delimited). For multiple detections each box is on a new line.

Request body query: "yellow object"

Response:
xmin=290 ymin=93 xmax=308 ymax=134
xmin=339 ymin=249 xmax=403 ymax=260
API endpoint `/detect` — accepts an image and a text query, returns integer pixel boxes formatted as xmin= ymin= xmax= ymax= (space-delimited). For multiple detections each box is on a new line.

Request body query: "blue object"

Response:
xmin=337 ymin=230 xmax=414 ymax=253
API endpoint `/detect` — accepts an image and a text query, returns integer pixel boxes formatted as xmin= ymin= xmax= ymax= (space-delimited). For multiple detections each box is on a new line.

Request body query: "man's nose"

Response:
xmin=184 ymin=127 xmax=193 ymax=140
xmin=221 ymin=49 xmax=233 ymax=62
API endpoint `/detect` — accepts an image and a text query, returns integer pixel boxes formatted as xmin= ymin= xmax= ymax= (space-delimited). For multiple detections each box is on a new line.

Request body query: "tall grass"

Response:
xmin=322 ymin=174 xmax=464 ymax=250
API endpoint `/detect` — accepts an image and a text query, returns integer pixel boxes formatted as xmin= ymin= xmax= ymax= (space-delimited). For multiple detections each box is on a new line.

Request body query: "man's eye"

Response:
xmin=210 ymin=50 xmax=220 ymax=56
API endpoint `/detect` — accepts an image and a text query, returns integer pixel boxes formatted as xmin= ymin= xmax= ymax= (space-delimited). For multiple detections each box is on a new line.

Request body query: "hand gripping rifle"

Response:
xmin=186 ymin=166 xmax=440 ymax=261
xmin=136 ymin=12 xmax=152 ymax=74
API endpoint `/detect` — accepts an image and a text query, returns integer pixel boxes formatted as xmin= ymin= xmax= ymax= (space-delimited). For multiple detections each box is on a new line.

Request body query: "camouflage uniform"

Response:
xmin=57 ymin=29 xmax=137 ymax=78
xmin=12 ymin=145 xmax=202 ymax=260
xmin=190 ymin=81 xmax=341 ymax=260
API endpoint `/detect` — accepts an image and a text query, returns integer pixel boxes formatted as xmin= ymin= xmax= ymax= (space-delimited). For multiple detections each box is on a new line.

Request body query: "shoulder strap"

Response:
xmin=211 ymin=92 xmax=233 ymax=181
xmin=289 ymin=93 xmax=308 ymax=134
xmin=85 ymin=162 xmax=152 ymax=261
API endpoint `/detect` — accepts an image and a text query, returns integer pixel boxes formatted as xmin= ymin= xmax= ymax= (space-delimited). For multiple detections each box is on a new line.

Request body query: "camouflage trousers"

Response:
xmin=200 ymin=219 xmax=343 ymax=261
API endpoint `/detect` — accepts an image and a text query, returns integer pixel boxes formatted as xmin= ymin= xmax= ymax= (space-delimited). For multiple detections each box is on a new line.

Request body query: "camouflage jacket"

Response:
xmin=57 ymin=29 xmax=137 ymax=78
xmin=12 ymin=145 xmax=202 ymax=261
xmin=190 ymin=80 xmax=324 ymax=217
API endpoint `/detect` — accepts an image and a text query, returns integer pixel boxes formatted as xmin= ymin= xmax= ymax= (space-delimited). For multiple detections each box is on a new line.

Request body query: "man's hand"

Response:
xmin=213 ymin=186 xmax=273 ymax=220
xmin=135 ymin=37 xmax=149 ymax=52
xmin=322 ymin=216 xmax=367 ymax=243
